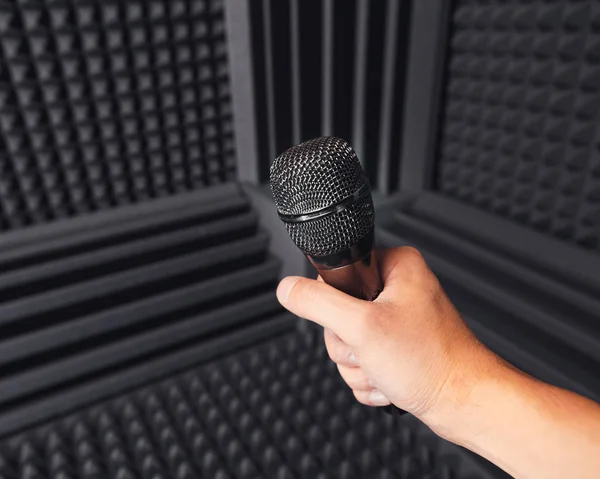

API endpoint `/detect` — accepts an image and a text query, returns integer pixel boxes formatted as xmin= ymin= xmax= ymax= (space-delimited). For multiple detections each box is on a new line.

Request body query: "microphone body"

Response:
xmin=270 ymin=136 xmax=406 ymax=417
xmin=306 ymin=230 xmax=382 ymax=302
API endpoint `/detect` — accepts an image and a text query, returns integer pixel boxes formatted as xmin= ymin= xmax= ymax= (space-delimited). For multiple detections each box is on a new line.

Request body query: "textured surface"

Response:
xmin=0 ymin=327 xmax=495 ymax=479
xmin=437 ymin=0 xmax=600 ymax=251
xmin=0 ymin=0 xmax=234 ymax=231
xmin=270 ymin=136 xmax=375 ymax=256
xmin=0 ymin=185 xmax=292 ymax=438
xmin=249 ymin=0 xmax=410 ymax=192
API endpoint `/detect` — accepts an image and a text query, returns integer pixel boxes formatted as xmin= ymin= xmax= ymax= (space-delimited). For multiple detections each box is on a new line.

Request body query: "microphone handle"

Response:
xmin=309 ymin=249 xmax=407 ymax=418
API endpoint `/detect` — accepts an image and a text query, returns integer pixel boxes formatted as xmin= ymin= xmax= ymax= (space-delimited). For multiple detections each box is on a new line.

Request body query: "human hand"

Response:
xmin=277 ymin=246 xmax=600 ymax=478
xmin=276 ymin=246 xmax=493 ymax=420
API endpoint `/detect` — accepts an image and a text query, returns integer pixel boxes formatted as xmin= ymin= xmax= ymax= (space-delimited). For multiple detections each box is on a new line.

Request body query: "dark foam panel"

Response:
xmin=0 ymin=0 xmax=235 ymax=231
xmin=0 ymin=327 xmax=500 ymax=479
xmin=248 ymin=0 xmax=411 ymax=193
xmin=437 ymin=1 xmax=600 ymax=251
xmin=0 ymin=185 xmax=292 ymax=438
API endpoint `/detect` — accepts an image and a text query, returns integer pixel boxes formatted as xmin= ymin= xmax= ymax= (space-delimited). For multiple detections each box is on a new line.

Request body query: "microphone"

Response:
xmin=270 ymin=136 xmax=406 ymax=416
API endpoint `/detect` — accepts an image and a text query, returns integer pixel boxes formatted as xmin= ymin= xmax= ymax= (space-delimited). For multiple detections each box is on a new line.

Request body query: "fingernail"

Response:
xmin=276 ymin=277 xmax=300 ymax=303
xmin=348 ymin=351 xmax=358 ymax=365
xmin=369 ymin=390 xmax=391 ymax=407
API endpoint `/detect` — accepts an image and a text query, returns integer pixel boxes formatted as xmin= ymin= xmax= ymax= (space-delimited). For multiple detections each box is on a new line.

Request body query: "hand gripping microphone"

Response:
xmin=270 ymin=136 xmax=406 ymax=416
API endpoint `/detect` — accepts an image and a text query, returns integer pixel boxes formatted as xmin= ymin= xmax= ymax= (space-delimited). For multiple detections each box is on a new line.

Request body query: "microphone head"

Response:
xmin=269 ymin=136 xmax=375 ymax=258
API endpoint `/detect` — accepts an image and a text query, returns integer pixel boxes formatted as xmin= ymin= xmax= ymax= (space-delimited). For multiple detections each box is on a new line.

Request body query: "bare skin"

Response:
xmin=276 ymin=247 xmax=600 ymax=479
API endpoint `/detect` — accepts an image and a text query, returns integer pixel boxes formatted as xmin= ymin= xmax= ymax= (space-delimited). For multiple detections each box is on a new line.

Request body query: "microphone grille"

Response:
xmin=269 ymin=137 xmax=375 ymax=257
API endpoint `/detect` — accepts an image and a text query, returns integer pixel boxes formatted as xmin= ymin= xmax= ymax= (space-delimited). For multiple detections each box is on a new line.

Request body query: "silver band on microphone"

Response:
xmin=276 ymin=182 xmax=371 ymax=224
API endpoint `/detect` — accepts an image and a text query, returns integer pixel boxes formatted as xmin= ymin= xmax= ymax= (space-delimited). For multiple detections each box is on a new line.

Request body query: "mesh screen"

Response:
xmin=437 ymin=0 xmax=600 ymax=251
xmin=0 ymin=0 xmax=235 ymax=231
xmin=270 ymin=137 xmax=375 ymax=257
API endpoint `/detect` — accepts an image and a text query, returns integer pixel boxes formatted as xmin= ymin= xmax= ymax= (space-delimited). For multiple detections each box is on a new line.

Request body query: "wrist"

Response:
xmin=418 ymin=340 xmax=506 ymax=443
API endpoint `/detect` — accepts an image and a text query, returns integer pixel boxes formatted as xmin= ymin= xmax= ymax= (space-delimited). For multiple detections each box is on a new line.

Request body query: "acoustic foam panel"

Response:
xmin=249 ymin=0 xmax=411 ymax=193
xmin=0 ymin=0 xmax=235 ymax=231
xmin=437 ymin=0 xmax=600 ymax=251
xmin=0 ymin=327 xmax=500 ymax=479
xmin=0 ymin=184 xmax=290 ymax=438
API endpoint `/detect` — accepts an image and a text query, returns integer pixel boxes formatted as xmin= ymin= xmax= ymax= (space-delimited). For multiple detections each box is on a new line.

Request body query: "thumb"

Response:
xmin=276 ymin=276 xmax=370 ymax=344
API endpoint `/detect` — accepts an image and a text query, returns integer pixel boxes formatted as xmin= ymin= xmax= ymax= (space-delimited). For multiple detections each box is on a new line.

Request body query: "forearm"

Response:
xmin=423 ymin=349 xmax=600 ymax=479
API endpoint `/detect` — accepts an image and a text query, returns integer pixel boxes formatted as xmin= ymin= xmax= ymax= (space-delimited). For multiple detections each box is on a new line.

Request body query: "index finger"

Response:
xmin=376 ymin=246 xmax=429 ymax=286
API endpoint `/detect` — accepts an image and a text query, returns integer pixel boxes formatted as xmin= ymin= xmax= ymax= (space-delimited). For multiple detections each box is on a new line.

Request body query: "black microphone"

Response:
xmin=270 ymin=136 xmax=406 ymax=417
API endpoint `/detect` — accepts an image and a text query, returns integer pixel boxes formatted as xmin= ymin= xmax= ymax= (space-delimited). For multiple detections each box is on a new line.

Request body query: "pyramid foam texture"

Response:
xmin=437 ymin=0 xmax=600 ymax=251
xmin=0 ymin=0 xmax=235 ymax=231
xmin=0 ymin=328 xmax=494 ymax=479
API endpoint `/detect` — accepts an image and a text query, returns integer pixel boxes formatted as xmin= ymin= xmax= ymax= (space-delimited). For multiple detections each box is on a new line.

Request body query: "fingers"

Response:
xmin=376 ymin=247 xmax=432 ymax=297
xmin=376 ymin=246 xmax=422 ymax=283
xmin=375 ymin=248 xmax=400 ymax=285
xmin=337 ymin=364 xmax=372 ymax=391
xmin=322 ymin=319 xmax=391 ymax=408
xmin=324 ymin=328 xmax=360 ymax=367
xmin=353 ymin=389 xmax=392 ymax=407
xmin=277 ymin=276 xmax=371 ymax=344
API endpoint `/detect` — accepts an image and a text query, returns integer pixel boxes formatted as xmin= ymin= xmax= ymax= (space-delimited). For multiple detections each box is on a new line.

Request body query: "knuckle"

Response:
xmin=327 ymin=340 xmax=352 ymax=365
xmin=353 ymin=390 xmax=370 ymax=406
xmin=351 ymin=375 xmax=371 ymax=391
xmin=346 ymin=376 xmax=359 ymax=388
xmin=324 ymin=339 xmax=339 ymax=361
xmin=399 ymin=246 xmax=427 ymax=271
xmin=389 ymin=246 xmax=435 ymax=289
xmin=297 ymin=279 xmax=319 ymax=301
xmin=402 ymin=245 xmax=424 ymax=260
xmin=331 ymin=346 xmax=346 ymax=365
xmin=324 ymin=343 xmax=336 ymax=362
xmin=325 ymin=334 xmax=348 ymax=365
